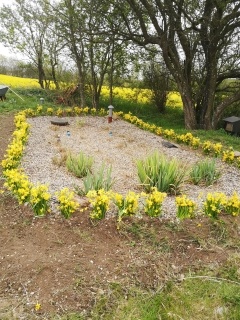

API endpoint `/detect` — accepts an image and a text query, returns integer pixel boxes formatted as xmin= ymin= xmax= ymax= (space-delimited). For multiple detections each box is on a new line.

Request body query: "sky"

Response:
xmin=0 ymin=44 xmax=13 ymax=57
xmin=0 ymin=0 xmax=16 ymax=58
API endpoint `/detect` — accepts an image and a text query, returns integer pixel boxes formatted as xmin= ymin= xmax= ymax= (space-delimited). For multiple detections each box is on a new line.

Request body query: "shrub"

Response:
xmin=136 ymin=151 xmax=186 ymax=194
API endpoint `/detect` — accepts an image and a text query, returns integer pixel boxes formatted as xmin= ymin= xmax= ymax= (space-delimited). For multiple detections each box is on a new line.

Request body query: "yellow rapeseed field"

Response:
xmin=0 ymin=74 xmax=183 ymax=107
xmin=0 ymin=74 xmax=39 ymax=88
xmin=101 ymin=86 xmax=182 ymax=107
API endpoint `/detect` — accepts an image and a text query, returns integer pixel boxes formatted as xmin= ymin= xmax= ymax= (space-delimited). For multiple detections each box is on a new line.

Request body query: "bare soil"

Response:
xmin=0 ymin=113 xmax=240 ymax=319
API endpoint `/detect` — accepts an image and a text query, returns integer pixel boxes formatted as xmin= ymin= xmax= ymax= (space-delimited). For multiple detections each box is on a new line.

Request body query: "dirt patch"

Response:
xmin=0 ymin=113 xmax=240 ymax=319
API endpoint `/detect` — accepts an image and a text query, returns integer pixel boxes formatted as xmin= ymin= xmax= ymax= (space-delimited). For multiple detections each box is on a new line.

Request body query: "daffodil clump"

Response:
xmin=175 ymin=195 xmax=196 ymax=220
xmin=224 ymin=192 xmax=240 ymax=216
xmin=143 ymin=187 xmax=167 ymax=217
xmin=202 ymin=141 xmax=213 ymax=155
xmin=1 ymin=142 xmax=25 ymax=170
xmin=163 ymin=128 xmax=176 ymax=140
xmin=176 ymin=133 xmax=201 ymax=149
xmin=203 ymin=192 xmax=227 ymax=219
xmin=86 ymin=189 xmax=111 ymax=220
xmin=222 ymin=149 xmax=235 ymax=164
xmin=36 ymin=105 xmax=43 ymax=114
xmin=46 ymin=107 xmax=54 ymax=115
xmin=112 ymin=191 xmax=140 ymax=222
xmin=3 ymin=168 xmax=31 ymax=204
xmin=1 ymin=112 xmax=53 ymax=216
xmin=55 ymin=188 xmax=79 ymax=219
xmin=30 ymin=184 xmax=51 ymax=216
xmin=212 ymin=143 xmax=223 ymax=157
xmin=1 ymin=113 xmax=30 ymax=170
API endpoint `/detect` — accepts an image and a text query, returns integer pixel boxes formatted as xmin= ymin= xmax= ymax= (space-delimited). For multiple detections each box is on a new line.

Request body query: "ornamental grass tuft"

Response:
xmin=137 ymin=151 xmax=186 ymax=194
xmin=81 ymin=164 xmax=114 ymax=194
xmin=190 ymin=159 xmax=220 ymax=186
xmin=66 ymin=151 xmax=93 ymax=178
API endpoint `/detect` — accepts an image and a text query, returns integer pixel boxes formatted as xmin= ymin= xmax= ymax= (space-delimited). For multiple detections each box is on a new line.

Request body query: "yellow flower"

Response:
xmin=35 ymin=302 xmax=41 ymax=311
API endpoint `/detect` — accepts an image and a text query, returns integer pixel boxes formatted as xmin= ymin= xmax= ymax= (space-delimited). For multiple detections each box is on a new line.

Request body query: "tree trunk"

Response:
xmin=38 ymin=55 xmax=46 ymax=89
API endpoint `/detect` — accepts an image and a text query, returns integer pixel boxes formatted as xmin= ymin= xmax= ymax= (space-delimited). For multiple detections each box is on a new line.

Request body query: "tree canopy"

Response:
xmin=1 ymin=0 xmax=240 ymax=129
xmin=107 ymin=0 xmax=240 ymax=129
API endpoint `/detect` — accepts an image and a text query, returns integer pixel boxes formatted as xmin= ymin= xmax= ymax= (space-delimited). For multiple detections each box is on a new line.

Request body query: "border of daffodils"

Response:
xmin=1 ymin=105 xmax=240 ymax=224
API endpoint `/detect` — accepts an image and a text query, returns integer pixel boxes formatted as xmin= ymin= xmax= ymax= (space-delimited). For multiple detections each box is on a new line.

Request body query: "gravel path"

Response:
xmin=21 ymin=116 xmax=240 ymax=217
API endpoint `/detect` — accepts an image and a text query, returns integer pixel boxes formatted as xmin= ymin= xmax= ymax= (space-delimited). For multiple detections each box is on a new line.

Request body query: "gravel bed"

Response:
xmin=21 ymin=116 xmax=240 ymax=217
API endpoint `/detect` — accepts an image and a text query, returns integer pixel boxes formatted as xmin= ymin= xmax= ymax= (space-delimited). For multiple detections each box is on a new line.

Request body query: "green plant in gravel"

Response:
xmin=137 ymin=151 xmax=186 ymax=194
xmin=66 ymin=151 xmax=93 ymax=178
xmin=190 ymin=159 xmax=220 ymax=186
xmin=81 ymin=164 xmax=114 ymax=194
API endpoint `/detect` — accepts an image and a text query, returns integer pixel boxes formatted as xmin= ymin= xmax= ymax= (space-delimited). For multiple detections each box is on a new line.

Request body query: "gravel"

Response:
xmin=21 ymin=116 xmax=240 ymax=217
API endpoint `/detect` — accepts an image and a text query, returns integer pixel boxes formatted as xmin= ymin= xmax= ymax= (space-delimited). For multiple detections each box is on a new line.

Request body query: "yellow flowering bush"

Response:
xmin=175 ymin=195 xmax=196 ymax=219
xmin=86 ymin=189 xmax=111 ymax=220
xmin=55 ymin=188 xmax=79 ymax=219
xmin=143 ymin=187 xmax=167 ymax=217
xmin=203 ymin=192 xmax=227 ymax=219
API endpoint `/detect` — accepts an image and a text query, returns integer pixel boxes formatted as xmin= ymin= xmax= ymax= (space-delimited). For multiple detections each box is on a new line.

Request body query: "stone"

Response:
xmin=50 ymin=118 xmax=69 ymax=126
xmin=161 ymin=140 xmax=178 ymax=148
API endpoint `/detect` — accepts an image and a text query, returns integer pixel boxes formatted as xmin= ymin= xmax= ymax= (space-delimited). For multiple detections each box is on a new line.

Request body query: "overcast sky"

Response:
xmin=0 ymin=0 xmax=15 ymax=57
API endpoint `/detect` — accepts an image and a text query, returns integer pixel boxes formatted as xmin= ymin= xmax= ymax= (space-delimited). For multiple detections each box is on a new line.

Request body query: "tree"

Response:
xmin=54 ymin=0 xmax=87 ymax=106
xmin=55 ymin=0 xmax=132 ymax=109
xmin=142 ymin=48 xmax=171 ymax=113
xmin=0 ymin=0 xmax=64 ymax=89
xmin=108 ymin=0 xmax=240 ymax=130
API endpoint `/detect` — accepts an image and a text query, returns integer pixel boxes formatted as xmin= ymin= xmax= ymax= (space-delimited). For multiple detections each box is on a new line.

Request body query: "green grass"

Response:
xmin=87 ymin=277 xmax=240 ymax=320
xmin=0 ymin=87 xmax=55 ymax=113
